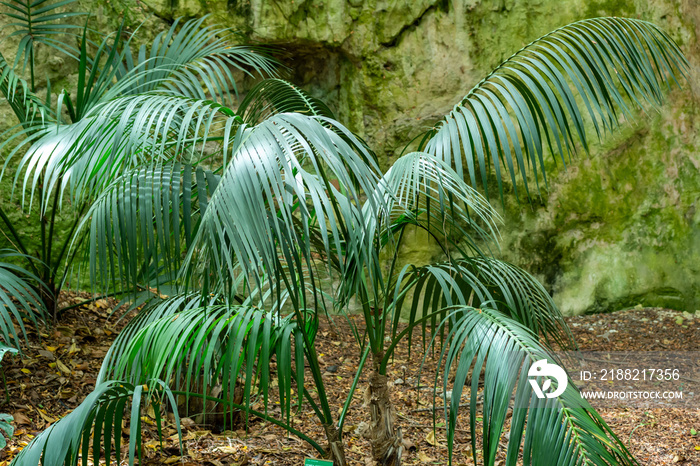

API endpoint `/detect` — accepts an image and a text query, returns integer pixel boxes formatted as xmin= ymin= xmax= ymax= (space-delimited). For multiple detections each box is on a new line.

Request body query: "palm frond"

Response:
xmin=8 ymin=17 xmax=277 ymax=209
xmin=98 ymin=284 xmax=289 ymax=383
xmin=15 ymin=93 xmax=227 ymax=210
xmin=0 ymin=252 xmax=47 ymax=348
xmin=60 ymin=23 xmax=127 ymax=122
xmin=118 ymin=17 xmax=277 ymax=104
xmin=340 ymin=151 xmax=503 ymax=346
xmin=76 ymin=162 xmax=219 ymax=296
xmin=430 ymin=306 xmax=636 ymax=465
xmin=384 ymin=260 xmax=574 ymax=372
xmin=9 ymin=379 xmax=181 ymax=466
xmin=1 ymin=0 xmax=86 ymax=72
xmin=370 ymin=151 xmax=501 ymax=258
xmin=105 ymin=305 xmax=309 ymax=430
xmin=422 ymin=17 xmax=688 ymax=202
xmin=97 ymin=293 xmax=208 ymax=384
xmin=238 ymin=78 xmax=335 ymax=125
xmin=0 ymin=52 xmax=48 ymax=126
xmin=189 ymin=113 xmax=383 ymax=307
xmin=388 ymin=257 xmax=575 ymax=355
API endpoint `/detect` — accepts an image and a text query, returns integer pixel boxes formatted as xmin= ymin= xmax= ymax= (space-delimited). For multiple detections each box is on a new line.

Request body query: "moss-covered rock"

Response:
xmin=165 ymin=0 xmax=696 ymax=315
xmin=1 ymin=0 xmax=698 ymax=314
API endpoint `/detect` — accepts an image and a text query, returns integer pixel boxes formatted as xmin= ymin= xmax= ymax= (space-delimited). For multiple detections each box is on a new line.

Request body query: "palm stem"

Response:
xmin=0 ymin=206 xmax=38 ymax=276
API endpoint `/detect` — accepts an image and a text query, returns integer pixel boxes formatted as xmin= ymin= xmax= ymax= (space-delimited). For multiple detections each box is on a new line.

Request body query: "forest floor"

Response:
xmin=0 ymin=294 xmax=699 ymax=465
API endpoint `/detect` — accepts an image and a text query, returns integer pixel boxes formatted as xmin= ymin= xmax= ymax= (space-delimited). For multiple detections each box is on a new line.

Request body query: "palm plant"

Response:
xmin=0 ymin=0 xmax=276 ymax=325
xmin=1 ymin=5 xmax=688 ymax=466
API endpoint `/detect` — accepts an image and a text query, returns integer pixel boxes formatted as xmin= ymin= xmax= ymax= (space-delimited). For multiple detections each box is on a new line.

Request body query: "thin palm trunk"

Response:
xmin=323 ymin=423 xmax=347 ymax=466
xmin=365 ymin=351 xmax=403 ymax=466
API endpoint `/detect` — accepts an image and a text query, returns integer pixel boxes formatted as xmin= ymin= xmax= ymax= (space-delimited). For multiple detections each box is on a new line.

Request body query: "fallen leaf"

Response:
xmin=418 ymin=451 xmax=435 ymax=462
xmin=37 ymin=350 xmax=55 ymax=361
xmin=425 ymin=430 xmax=443 ymax=447
xmin=67 ymin=342 xmax=79 ymax=355
xmin=37 ymin=409 xmax=56 ymax=424
xmin=217 ymin=446 xmax=238 ymax=454
xmin=55 ymin=360 xmax=71 ymax=374
xmin=12 ymin=412 xmax=31 ymax=425
xmin=181 ymin=417 xmax=195 ymax=427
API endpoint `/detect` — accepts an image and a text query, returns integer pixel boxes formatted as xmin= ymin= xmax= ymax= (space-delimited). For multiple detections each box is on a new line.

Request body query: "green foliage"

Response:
xmin=9 ymin=379 xmax=181 ymax=465
xmin=0 ymin=0 xmax=85 ymax=85
xmin=0 ymin=342 xmax=17 ymax=448
xmin=0 ymin=413 xmax=13 ymax=449
xmin=427 ymin=306 xmax=634 ymax=465
xmin=0 ymin=3 xmax=688 ymax=465
xmin=0 ymin=254 xmax=46 ymax=347
xmin=421 ymin=17 xmax=688 ymax=204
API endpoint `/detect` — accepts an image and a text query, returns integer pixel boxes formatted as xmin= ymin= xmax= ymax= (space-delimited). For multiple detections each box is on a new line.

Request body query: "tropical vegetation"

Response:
xmin=0 ymin=1 xmax=688 ymax=464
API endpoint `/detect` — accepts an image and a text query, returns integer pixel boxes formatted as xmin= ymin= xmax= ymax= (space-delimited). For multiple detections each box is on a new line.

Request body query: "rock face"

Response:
xmin=1 ymin=0 xmax=698 ymax=314
xmin=149 ymin=0 xmax=699 ymax=315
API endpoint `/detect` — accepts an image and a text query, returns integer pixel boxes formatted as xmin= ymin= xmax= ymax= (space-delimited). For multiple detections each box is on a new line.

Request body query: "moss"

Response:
xmin=2 ymin=0 xmax=698 ymax=317
xmin=498 ymin=85 xmax=700 ymax=314
xmin=584 ymin=0 xmax=637 ymax=17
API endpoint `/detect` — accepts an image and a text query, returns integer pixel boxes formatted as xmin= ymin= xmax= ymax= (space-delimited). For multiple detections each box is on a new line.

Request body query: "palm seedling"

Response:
xmin=1 ymin=6 xmax=688 ymax=466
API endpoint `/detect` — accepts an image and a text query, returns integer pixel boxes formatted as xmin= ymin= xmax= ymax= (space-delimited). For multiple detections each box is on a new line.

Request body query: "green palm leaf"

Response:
xmin=9 ymin=379 xmax=181 ymax=466
xmin=98 ymin=280 xmax=294 ymax=383
xmin=9 ymin=16 xmax=277 ymax=210
xmin=16 ymin=93 xmax=224 ymax=210
xmin=77 ymin=162 xmax=219 ymax=296
xmin=422 ymin=17 xmax=688 ymax=202
xmin=0 ymin=252 xmax=47 ymax=348
xmin=104 ymin=304 xmax=311 ymax=432
xmin=388 ymin=257 xmax=576 ymax=355
xmin=0 ymin=52 xmax=48 ymax=126
xmin=238 ymin=78 xmax=335 ymax=125
xmin=189 ymin=113 xmax=383 ymax=306
xmin=117 ymin=16 xmax=277 ymax=104
xmin=430 ymin=306 xmax=636 ymax=465
xmin=369 ymin=151 xmax=501 ymax=258
xmin=97 ymin=293 xmax=210 ymax=384
xmin=1 ymin=0 xmax=85 ymax=76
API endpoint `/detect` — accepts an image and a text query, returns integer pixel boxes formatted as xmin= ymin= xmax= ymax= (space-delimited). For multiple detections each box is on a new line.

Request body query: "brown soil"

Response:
xmin=1 ymin=297 xmax=699 ymax=465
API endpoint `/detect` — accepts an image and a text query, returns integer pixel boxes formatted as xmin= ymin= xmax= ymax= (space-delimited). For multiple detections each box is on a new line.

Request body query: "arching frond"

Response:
xmin=430 ymin=307 xmax=636 ymax=465
xmin=9 ymin=379 xmax=181 ymax=466
xmin=386 ymin=258 xmax=575 ymax=360
xmin=189 ymin=113 xmax=383 ymax=307
xmin=370 ymin=151 xmax=501 ymax=258
xmin=1 ymin=0 xmax=85 ymax=72
xmin=0 ymin=253 xmax=47 ymax=348
xmin=97 ymin=293 xmax=210 ymax=384
xmin=7 ymin=17 xmax=278 ymax=210
xmin=117 ymin=17 xmax=277 ymax=104
xmin=0 ymin=52 xmax=48 ymax=126
xmin=16 ymin=93 xmax=229 ymax=210
xmin=339 ymin=152 xmax=503 ymax=347
xmin=238 ymin=78 xmax=335 ymax=125
xmin=422 ymin=17 xmax=688 ymax=202
xmin=76 ymin=162 xmax=219 ymax=296
xmin=104 ymin=305 xmax=313 ymax=432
